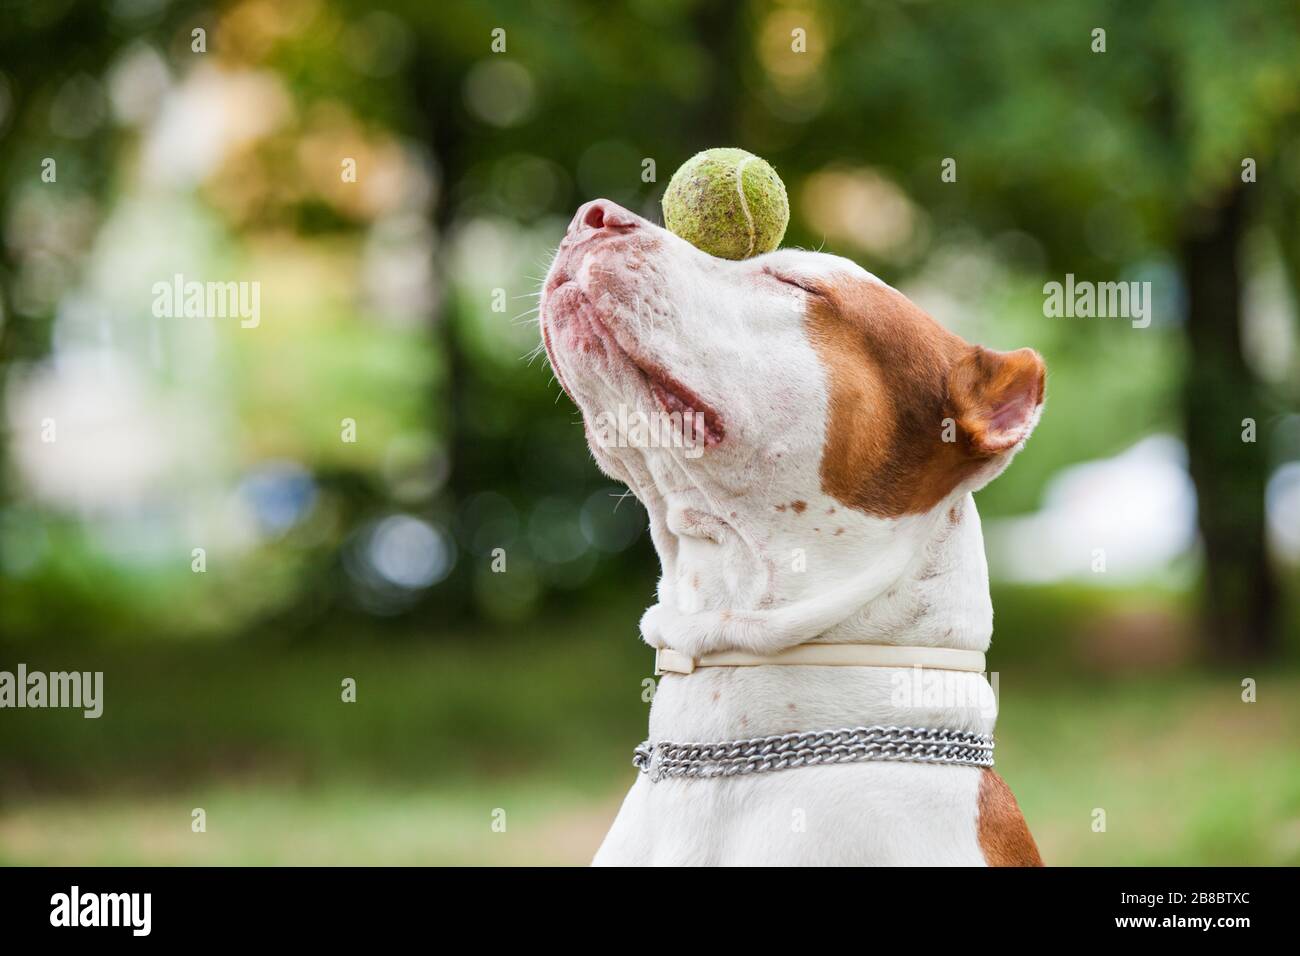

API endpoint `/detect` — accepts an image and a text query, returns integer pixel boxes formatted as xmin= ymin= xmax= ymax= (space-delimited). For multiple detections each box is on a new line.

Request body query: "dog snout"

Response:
xmin=546 ymin=200 xmax=647 ymax=295
xmin=567 ymin=199 xmax=640 ymax=239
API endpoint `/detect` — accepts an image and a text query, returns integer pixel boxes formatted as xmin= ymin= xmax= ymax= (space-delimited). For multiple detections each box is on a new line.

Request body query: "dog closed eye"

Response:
xmin=761 ymin=269 xmax=818 ymax=295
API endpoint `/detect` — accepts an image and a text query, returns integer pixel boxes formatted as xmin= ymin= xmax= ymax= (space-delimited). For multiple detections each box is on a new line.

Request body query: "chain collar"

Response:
xmin=633 ymin=725 xmax=994 ymax=782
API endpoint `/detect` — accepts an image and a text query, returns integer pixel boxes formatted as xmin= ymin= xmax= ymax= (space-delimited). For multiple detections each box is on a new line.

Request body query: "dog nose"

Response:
xmin=568 ymin=199 xmax=639 ymax=238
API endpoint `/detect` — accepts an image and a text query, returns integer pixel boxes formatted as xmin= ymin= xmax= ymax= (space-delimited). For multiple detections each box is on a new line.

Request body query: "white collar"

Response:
xmin=654 ymin=642 xmax=986 ymax=676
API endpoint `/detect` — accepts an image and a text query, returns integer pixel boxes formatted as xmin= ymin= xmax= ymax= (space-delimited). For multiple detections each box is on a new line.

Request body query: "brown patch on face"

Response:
xmin=791 ymin=500 xmax=807 ymax=514
xmin=977 ymin=769 xmax=1044 ymax=867
xmin=806 ymin=276 xmax=1045 ymax=517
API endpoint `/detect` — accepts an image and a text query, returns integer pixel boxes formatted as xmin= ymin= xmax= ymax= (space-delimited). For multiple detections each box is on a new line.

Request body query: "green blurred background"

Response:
xmin=1 ymin=0 xmax=1298 ymax=865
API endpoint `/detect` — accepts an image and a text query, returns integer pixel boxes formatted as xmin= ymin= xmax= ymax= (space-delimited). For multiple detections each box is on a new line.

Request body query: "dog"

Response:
xmin=540 ymin=198 xmax=1045 ymax=866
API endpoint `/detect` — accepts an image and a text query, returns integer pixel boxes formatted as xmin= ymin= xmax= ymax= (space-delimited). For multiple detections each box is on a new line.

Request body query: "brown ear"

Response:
xmin=949 ymin=346 xmax=1046 ymax=455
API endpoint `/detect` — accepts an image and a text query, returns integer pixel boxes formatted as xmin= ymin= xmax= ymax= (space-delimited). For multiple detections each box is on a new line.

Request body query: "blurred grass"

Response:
xmin=1 ymin=589 xmax=1297 ymax=865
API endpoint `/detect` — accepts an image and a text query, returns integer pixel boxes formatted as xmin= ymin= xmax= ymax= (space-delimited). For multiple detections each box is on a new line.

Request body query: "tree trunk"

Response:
xmin=1179 ymin=185 xmax=1279 ymax=660
xmin=687 ymin=1 xmax=744 ymax=150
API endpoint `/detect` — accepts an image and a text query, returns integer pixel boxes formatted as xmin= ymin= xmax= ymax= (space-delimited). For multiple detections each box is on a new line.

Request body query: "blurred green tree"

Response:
xmin=2 ymin=0 xmax=1297 ymax=653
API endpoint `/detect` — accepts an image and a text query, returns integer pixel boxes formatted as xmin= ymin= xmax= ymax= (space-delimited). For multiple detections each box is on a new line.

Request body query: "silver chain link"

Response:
xmin=633 ymin=725 xmax=994 ymax=781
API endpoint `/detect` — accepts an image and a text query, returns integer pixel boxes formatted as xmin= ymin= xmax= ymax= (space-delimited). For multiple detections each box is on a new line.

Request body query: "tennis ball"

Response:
xmin=662 ymin=148 xmax=789 ymax=260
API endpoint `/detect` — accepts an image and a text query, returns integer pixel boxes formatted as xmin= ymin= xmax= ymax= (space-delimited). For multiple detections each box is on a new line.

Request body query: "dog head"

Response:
xmin=540 ymin=199 xmax=1044 ymax=615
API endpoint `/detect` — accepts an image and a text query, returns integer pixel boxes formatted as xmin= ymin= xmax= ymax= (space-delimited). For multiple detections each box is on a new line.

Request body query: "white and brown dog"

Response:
xmin=540 ymin=198 xmax=1044 ymax=866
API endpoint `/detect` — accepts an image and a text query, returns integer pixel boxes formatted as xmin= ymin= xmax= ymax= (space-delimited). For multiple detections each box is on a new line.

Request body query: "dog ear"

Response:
xmin=948 ymin=346 xmax=1046 ymax=456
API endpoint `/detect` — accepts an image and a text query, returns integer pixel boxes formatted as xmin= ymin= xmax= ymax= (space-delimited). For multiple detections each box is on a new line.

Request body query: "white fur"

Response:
xmin=540 ymin=201 xmax=1038 ymax=866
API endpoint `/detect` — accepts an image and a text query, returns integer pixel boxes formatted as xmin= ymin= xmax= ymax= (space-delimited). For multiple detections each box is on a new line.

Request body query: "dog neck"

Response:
xmin=644 ymin=491 xmax=998 ymax=743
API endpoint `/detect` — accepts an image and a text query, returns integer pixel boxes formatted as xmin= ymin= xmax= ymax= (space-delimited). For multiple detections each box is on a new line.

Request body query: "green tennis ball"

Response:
xmin=662 ymin=147 xmax=789 ymax=260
